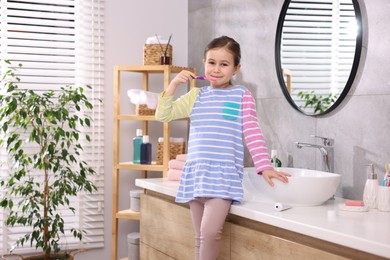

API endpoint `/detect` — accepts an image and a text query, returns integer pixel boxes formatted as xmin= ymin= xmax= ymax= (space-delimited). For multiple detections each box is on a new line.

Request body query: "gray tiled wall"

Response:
xmin=189 ymin=0 xmax=390 ymax=200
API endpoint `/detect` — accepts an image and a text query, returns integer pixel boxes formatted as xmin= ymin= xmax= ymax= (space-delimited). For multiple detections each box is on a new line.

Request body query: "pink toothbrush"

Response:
xmin=193 ymin=76 xmax=217 ymax=82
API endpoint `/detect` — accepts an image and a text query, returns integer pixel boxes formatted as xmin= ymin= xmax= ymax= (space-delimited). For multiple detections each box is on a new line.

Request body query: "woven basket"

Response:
xmin=143 ymin=44 xmax=173 ymax=65
xmin=136 ymin=104 xmax=156 ymax=116
xmin=156 ymin=141 xmax=185 ymax=165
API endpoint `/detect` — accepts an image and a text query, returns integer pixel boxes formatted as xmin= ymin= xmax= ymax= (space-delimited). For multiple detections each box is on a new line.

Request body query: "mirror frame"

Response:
xmin=275 ymin=0 xmax=363 ymax=116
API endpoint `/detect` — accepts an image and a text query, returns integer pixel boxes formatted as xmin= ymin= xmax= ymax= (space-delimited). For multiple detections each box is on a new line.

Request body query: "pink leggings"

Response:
xmin=189 ymin=198 xmax=232 ymax=260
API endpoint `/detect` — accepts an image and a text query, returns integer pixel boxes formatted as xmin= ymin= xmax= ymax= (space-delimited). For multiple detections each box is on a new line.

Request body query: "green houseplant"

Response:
xmin=297 ymin=90 xmax=338 ymax=114
xmin=0 ymin=61 xmax=98 ymax=260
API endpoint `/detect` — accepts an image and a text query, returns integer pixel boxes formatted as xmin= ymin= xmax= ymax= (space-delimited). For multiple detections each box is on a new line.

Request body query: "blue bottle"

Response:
xmin=140 ymin=135 xmax=152 ymax=164
xmin=133 ymin=129 xmax=143 ymax=164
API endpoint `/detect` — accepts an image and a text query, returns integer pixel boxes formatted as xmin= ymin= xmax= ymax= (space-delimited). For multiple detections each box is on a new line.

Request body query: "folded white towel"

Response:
xmin=127 ymin=89 xmax=159 ymax=109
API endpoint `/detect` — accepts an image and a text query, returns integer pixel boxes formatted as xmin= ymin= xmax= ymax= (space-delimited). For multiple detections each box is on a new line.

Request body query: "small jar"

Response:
xmin=129 ymin=189 xmax=143 ymax=212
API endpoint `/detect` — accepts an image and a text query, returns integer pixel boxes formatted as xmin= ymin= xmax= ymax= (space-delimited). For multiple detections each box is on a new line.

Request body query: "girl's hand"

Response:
xmin=165 ymin=70 xmax=196 ymax=96
xmin=261 ymin=169 xmax=291 ymax=187
xmin=171 ymin=70 xmax=196 ymax=86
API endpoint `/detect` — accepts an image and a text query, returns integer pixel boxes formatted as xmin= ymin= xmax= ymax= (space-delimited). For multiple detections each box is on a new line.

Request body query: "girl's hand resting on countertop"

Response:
xmin=261 ymin=169 xmax=291 ymax=187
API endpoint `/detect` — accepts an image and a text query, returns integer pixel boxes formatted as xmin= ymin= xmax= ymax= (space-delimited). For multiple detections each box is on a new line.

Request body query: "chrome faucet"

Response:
xmin=295 ymin=135 xmax=334 ymax=173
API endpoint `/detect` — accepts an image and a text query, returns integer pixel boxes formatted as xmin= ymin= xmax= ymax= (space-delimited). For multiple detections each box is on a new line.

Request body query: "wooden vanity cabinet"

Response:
xmin=140 ymin=190 xmax=386 ymax=260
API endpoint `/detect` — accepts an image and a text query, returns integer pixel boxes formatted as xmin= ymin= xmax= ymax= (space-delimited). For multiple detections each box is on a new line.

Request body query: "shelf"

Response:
xmin=116 ymin=209 xmax=140 ymax=220
xmin=112 ymin=65 xmax=195 ymax=260
xmin=116 ymin=115 xmax=156 ymax=121
xmin=117 ymin=162 xmax=164 ymax=171
xmin=115 ymin=64 xmax=192 ymax=74
xmin=115 ymin=115 xmax=156 ymax=121
xmin=116 ymin=114 xmax=189 ymax=121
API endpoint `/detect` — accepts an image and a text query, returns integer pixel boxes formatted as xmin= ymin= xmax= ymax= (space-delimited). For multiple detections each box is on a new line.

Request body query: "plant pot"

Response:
xmin=2 ymin=249 xmax=86 ymax=260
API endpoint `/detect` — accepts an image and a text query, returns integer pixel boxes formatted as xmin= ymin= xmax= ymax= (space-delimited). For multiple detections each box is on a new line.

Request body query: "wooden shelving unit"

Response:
xmin=111 ymin=65 xmax=195 ymax=260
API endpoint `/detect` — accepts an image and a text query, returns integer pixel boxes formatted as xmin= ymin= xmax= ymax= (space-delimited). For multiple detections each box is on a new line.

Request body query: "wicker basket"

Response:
xmin=143 ymin=44 xmax=173 ymax=65
xmin=136 ymin=104 xmax=156 ymax=116
xmin=156 ymin=140 xmax=185 ymax=165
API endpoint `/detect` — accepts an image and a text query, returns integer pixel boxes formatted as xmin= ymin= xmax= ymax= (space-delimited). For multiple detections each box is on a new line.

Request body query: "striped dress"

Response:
xmin=156 ymin=85 xmax=273 ymax=203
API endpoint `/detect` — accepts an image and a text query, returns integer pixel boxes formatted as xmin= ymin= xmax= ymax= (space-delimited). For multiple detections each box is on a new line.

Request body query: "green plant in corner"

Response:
xmin=297 ymin=90 xmax=338 ymax=114
xmin=0 ymin=61 xmax=99 ymax=260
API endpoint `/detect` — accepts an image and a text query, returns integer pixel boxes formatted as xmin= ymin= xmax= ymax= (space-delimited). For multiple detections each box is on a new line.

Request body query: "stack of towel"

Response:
xmin=167 ymin=154 xmax=187 ymax=181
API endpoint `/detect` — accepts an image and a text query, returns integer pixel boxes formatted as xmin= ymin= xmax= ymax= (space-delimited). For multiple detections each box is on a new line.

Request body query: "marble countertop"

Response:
xmin=135 ymin=178 xmax=390 ymax=259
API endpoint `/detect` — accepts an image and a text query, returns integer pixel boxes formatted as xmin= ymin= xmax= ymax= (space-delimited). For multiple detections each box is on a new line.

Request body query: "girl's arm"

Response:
xmin=242 ymin=90 xmax=290 ymax=186
xmin=155 ymin=70 xmax=199 ymax=122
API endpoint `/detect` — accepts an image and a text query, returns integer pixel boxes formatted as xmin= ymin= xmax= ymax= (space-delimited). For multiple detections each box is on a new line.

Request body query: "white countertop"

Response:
xmin=135 ymin=178 xmax=390 ymax=259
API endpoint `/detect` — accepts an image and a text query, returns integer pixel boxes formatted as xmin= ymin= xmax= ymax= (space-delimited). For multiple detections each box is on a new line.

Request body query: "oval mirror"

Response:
xmin=275 ymin=0 xmax=362 ymax=116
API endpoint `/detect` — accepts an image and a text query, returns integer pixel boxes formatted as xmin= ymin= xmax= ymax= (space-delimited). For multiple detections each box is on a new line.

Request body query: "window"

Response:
xmin=0 ymin=0 xmax=105 ymax=254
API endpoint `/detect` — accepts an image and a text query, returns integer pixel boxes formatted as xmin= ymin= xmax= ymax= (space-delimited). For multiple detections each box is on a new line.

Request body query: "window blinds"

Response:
xmin=0 ymin=0 xmax=105 ymax=254
xmin=280 ymin=0 xmax=356 ymax=106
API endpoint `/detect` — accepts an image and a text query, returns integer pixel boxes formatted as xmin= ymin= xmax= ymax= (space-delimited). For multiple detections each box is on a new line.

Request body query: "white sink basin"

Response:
xmin=243 ymin=167 xmax=341 ymax=206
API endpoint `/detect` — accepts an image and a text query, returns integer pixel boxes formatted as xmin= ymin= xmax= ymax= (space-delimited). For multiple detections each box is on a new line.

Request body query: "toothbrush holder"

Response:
xmin=377 ymin=186 xmax=390 ymax=212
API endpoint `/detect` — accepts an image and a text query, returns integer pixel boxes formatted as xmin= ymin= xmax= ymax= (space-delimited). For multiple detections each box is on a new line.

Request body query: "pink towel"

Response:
xmin=168 ymin=159 xmax=186 ymax=170
xmin=167 ymin=169 xmax=182 ymax=181
xmin=176 ymin=154 xmax=188 ymax=162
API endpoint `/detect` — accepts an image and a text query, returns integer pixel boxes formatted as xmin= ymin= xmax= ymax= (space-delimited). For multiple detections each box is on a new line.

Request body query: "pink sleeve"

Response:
xmin=242 ymin=90 xmax=273 ymax=174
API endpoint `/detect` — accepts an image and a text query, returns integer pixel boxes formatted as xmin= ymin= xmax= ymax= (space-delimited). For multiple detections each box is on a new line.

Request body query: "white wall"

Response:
xmin=76 ymin=1 xmax=188 ymax=259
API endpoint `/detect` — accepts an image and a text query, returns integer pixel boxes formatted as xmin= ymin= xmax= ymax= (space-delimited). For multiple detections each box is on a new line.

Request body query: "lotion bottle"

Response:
xmin=270 ymin=149 xmax=282 ymax=168
xmin=133 ymin=129 xmax=143 ymax=164
xmin=363 ymin=163 xmax=378 ymax=209
xmin=140 ymin=135 xmax=152 ymax=164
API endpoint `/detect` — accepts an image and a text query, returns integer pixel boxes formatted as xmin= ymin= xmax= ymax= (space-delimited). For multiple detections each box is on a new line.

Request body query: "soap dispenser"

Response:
xmin=363 ymin=163 xmax=378 ymax=209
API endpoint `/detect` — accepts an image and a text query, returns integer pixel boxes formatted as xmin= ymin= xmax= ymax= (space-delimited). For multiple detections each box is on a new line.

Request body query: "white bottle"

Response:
xmin=363 ymin=163 xmax=378 ymax=209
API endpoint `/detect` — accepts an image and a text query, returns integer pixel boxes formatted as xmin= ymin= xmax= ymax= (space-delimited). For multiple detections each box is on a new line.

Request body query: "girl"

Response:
xmin=156 ymin=36 xmax=290 ymax=260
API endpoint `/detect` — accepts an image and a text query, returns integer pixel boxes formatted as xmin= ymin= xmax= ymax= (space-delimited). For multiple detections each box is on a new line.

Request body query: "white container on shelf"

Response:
xmin=129 ymin=189 xmax=143 ymax=212
xmin=127 ymin=232 xmax=140 ymax=260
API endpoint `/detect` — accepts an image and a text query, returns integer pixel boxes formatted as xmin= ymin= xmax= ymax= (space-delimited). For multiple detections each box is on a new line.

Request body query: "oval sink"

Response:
xmin=243 ymin=167 xmax=341 ymax=206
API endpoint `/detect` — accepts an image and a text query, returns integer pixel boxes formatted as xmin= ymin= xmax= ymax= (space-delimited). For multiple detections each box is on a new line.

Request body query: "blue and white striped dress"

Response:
xmin=177 ymin=86 xmax=247 ymax=203
xmin=156 ymin=85 xmax=273 ymax=204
